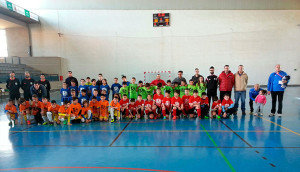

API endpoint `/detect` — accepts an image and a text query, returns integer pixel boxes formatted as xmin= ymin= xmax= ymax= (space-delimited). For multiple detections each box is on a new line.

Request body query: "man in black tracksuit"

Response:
xmin=206 ymin=66 xmax=218 ymax=106
xmin=21 ymin=72 xmax=35 ymax=101
xmin=38 ymin=74 xmax=51 ymax=99
xmin=6 ymin=71 xmax=21 ymax=105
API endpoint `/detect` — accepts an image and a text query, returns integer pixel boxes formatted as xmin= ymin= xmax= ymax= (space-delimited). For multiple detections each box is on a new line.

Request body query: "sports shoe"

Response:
xmin=242 ymin=111 xmax=246 ymax=115
xmin=111 ymin=118 xmax=114 ymax=123
xmin=163 ymin=116 xmax=166 ymax=120
xmin=269 ymin=113 xmax=275 ymax=117
xmin=8 ymin=121 xmax=12 ymax=126
xmin=278 ymin=114 xmax=282 ymax=117
xmin=204 ymin=116 xmax=209 ymax=119
xmin=63 ymin=121 xmax=67 ymax=125
xmin=172 ymin=116 xmax=176 ymax=120
xmin=43 ymin=122 xmax=48 ymax=125
xmin=254 ymin=113 xmax=258 ymax=116
xmin=217 ymin=115 xmax=221 ymax=119
xmin=260 ymin=113 xmax=263 ymax=116
xmin=27 ymin=120 xmax=31 ymax=125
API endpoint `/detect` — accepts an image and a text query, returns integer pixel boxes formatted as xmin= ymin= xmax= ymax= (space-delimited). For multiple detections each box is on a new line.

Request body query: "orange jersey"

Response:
xmin=58 ymin=105 xmax=69 ymax=114
xmin=48 ymin=105 xmax=60 ymax=114
xmin=42 ymin=102 xmax=51 ymax=111
xmin=81 ymin=107 xmax=91 ymax=115
xmin=19 ymin=101 xmax=30 ymax=112
xmin=110 ymin=101 xmax=120 ymax=111
xmin=98 ymin=100 xmax=109 ymax=112
xmin=31 ymin=101 xmax=43 ymax=109
xmin=5 ymin=104 xmax=17 ymax=113
xmin=89 ymin=101 xmax=99 ymax=114
xmin=67 ymin=103 xmax=82 ymax=116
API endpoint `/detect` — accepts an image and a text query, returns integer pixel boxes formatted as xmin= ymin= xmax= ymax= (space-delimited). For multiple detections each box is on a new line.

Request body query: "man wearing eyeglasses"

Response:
xmin=206 ymin=66 xmax=218 ymax=106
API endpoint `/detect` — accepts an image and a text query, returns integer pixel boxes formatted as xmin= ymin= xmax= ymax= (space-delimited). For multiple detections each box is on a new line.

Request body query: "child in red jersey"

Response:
xmin=189 ymin=90 xmax=201 ymax=118
xmin=128 ymin=98 xmax=136 ymax=119
xmin=153 ymin=88 xmax=164 ymax=118
xmin=144 ymin=94 xmax=154 ymax=119
xmin=171 ymin=90 xmax=183 ymax=120
xmin=135 ymin=95 xmax=145 ymax=119
xmin=19 ymin=98 xmax=30 ymax=125
xmin=181 ymin=88 xmax=191 ymax=118
xmin=200 ymin=92 xmax=209 ymax=119
xmin=162 ymin=90 xmax=172 ymax=119
xmin=120 ymin=94 xmax=129 ymax=119
xmin=5 ymin=99 xmax=18 ymax=126
xmin=211 ymin=96 xmax=222 ymax=118
xmin=221 ymin=93 xmax=234 ymax=118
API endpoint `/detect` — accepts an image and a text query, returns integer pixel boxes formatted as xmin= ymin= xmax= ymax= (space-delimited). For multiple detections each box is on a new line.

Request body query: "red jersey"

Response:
xmin=162 ymin=97 xmax=172 ymax=109
xmin=182 ymin=95 xmax=191 ymax=107
xmin=171 ymin=97 xmax=183 ymax=107
xmin=144 ymin=100 xmax=153 ymax=109
xmin=128 ymin=103 xmax=136 ymax=110
xmin=135 ymin=100 xmax=144 ymax=108
xmin=189 ymin=96 xmax=201 ymax=105
xmin=200 ymin=97 xmax=209 ymax=105
xmin=211 ymin=100 xmax=222 ymax=109
xmin=222 ymin=99 xmax=234 ymax=108
xmin=120 ymin=99 xmax=129 ymax=108
xmin=153 ymin=94 xmax=164 ymax=107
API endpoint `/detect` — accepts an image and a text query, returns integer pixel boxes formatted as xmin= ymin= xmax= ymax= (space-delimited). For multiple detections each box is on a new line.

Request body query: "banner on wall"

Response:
xmin=0 ymin=0 xmax=39 ymax=22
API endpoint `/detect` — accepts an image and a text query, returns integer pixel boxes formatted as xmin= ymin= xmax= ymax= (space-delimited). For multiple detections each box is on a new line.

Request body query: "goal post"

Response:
xmin=144 ymin=71 xmax=171 ymax=84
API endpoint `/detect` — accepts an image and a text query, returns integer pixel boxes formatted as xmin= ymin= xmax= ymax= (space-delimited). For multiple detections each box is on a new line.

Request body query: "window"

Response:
xmin=0 ymin=30 xmax=8 ymax=57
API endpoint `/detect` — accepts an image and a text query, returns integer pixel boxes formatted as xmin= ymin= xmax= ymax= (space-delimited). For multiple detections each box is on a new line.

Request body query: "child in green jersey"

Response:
xmin=164 ymin=80 xmax=174 ymax=97
xmin=179 ymin=80 xmax=187 ymax=98
xmin=187 ymin=79 xmax=197 ymax=96
xmin=119 ymin=82 xmax=129 ymax=98
xmin=196 ymin=76 xmax=206 ymax=97
xmin=129 ymin=77 xmax=138 ymax=100
xmin=137 ymin=81 xmax=147 ymax=100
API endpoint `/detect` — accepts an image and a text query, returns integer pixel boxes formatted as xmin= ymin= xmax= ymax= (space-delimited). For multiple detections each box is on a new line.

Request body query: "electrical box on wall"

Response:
xmin=153 ymin=13 xmax=170 ymax=27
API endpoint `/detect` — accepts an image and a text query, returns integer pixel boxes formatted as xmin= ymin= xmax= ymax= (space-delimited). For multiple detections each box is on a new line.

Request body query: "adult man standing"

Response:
xmin=6 ymin=71 xmax=20 ymax=105
xmin=191 ymin=68 xmax=202 ymax=85
xmin=218 ymin=65 xmax=235 ymax=101
xmin=172 ymin=71 xmax=186 ymax=85
xmin=21 ymin=71 xmax=35 ymax=101
xmin=30 ymin=82 xmax=47 ymax=101
xmin=65 ymin=71 xmax=78 ymax=87
xmin=206 ymin=66 xmax=218 ymax=106
xmin=150 ymin=74 xmax=166 ymax=86
xmin=267 ymin=64 xmax=289 ymax=117
xmin=38 ymin=74 xmax=51 ymax=99
xmin=96 ymin=73 xmax=103 ymax=87
xmin=233 ymin=65 xmax=248 ymax=115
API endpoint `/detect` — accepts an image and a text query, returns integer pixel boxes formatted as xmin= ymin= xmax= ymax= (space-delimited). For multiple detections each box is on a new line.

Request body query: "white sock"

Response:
xmin=110 ymin=109 xmax=114 ymax=119
xmin=87 ymin=110 xmax=92 ymax=119
xmin=47 ymin=112 xmax=53 ymax=122
xmin=42 ymin=116 xmax=48 ymax=123
xmin=6 ymin=114 xmax=11 ymax=122
xmin=60 ymin=118 xmax=65 ymax=122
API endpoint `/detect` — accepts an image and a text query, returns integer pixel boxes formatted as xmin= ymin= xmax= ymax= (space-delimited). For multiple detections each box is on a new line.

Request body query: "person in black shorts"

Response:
xmin=6 ymin=71 xmax=21 ymax=105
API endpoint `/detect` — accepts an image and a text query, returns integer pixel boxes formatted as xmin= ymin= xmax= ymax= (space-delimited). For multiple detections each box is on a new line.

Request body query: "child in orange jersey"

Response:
xmin=67 ymin=97 xmax=82 ymax=125
xmin=5 ymin=99 xmax=18 ymax=126
xmin=98 ymin=94 xmax=109 ymax=121
xmin=89 ymin=96 xmax=100 ymax=121
xmin=19 ymin=98 xmax=30 ymax=125
xmin=47 ymin=100 xmax=60 ymax=125
xmin=81 ymin=100 xmax=92 ymax=123
xmin=41 ymin=97 xmax=52 ymax=125
xmin=110 ymin=96 xmax=120 ymax=122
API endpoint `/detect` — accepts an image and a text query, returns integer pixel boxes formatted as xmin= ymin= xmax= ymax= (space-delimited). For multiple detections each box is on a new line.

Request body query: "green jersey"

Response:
xmin=145 ymin=86 xmax=155 ymax=98
xmin=138 ymin=86 xmax=147 ymax=99
xmin=119 ymin=87 xmax=129 ymax=98
xmin=187 ymin=85 xmax=197 ymax=96
xmin=163 ymin=86 xmax=174 ymax=97
xmin=179 ymin=86 xmax=187 ymax=98
xmin=196 ymin=83 xmax=206 ymax=97
xmin=129 ymin=83 xmax=138 ymax=99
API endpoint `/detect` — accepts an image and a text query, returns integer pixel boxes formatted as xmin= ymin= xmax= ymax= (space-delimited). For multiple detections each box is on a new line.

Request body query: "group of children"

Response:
xmin=4 ymin=76 xmax=268 ymax=126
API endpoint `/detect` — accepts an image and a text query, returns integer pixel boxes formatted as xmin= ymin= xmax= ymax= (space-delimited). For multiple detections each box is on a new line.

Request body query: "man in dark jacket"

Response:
xmin=96 ymin=73 xmax=103 ymax=86
xmin=30 ymin=82 xmax=47 ymax=101
xmin=6 ymin=71 xmax=21 ymax=105
xmin=206 ymin=66 xmax=218 ymax=106
xmin=21 ymin=71 xmax=35 ymax=101
xmin=218 ymin=65 xmax=235 ymax=101
xmin=65 ymin=71 xmax=78 ymax=87
xmin=38 ymin=74 xmax=51 ymax=99
xmin=191 ymin=68 xmax=202 ymax=85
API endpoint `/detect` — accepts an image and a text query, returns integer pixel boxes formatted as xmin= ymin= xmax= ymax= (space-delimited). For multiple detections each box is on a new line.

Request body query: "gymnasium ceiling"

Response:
xmin=7 ymin=0 xmax=300 ymax=10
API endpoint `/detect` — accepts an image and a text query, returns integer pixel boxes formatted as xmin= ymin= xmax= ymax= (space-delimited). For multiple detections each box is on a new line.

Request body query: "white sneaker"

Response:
xmin=269 ymin=113 xmax=275 ymax=117
xmin=278 ymin=114 xmax=282 ymax=117
xmin=254 ymin=113 xmax=258 ymax=116
xmin=260 ymin=113 xmax=263 ymax=116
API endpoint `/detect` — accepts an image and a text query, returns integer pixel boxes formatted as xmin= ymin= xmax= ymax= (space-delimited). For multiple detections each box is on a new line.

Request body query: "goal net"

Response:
xmin=144 ymin=71 xmax=171 ymax=84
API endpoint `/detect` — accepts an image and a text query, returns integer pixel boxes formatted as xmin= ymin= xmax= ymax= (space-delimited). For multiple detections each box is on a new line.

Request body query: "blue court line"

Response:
xmin=200 ymin=124 xmax=236 ymax=172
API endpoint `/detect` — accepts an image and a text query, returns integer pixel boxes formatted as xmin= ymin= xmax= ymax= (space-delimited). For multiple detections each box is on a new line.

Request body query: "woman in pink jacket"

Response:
xmin=254 ymin=90 xmax=267 ymax=116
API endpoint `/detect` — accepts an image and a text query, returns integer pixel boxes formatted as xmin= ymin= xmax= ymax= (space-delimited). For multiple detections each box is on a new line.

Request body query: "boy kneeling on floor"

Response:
xmin=221 ymin=93 xmax=234 ymax=118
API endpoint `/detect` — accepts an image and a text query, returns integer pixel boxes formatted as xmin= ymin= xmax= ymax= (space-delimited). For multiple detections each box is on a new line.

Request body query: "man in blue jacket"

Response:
xmin=267 ymin=64 xmax=289 ymax=117
xmin=249 ymin=84 xmax=262 ymax=114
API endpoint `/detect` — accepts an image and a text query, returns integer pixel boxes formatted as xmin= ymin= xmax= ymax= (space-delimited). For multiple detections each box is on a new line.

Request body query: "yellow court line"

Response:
xmin=258 ymin=116 xmax=300 ymax=136
xmin=9 ymin=130 xmax=289 ymax=133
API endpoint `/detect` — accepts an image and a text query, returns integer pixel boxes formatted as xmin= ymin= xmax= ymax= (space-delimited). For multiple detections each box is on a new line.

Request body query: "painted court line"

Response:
xmin=0 ymin=167 xmax=175 ymax=172
xmin=258 ymin=116 xmax=300 ymax=136
xmin=200 ymin=124 xmax=236 ymax=172
xmin=109 ymin=119 xmax=132 ymax=146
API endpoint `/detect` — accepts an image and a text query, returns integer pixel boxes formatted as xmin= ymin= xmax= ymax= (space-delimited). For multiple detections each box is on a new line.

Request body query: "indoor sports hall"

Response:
xmin=0 ymin=0 xmax=300 ymax=172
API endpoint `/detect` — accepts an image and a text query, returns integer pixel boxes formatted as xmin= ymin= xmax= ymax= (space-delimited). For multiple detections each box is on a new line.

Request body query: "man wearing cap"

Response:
xmin=206 ymin=66 xmax=218 ymax=106
xmin=191 ymin=68 xmax=203 ymax=85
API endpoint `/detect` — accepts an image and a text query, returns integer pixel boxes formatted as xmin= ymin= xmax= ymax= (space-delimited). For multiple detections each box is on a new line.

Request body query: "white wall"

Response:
xmin=29 ymin=10 xmax=300 ymax=85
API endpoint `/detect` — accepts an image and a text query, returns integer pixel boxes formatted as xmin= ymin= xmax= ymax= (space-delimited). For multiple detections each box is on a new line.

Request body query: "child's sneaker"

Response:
xmin=254 ymin=113 xmax=258 ymax=116
xmin=172 ymin=116 xmax=176 ymax=120
xmin=260 ymin=113 xmax=263 ymax=116
xmin=217 ymin=115 xmax=221 ymax=119
xmin=63 ymin=120 xmax=67 ymax=125
xmin=43 ymin=122 xmax=48 ymax=125
xmin=111 ymin=118 xmax=114 ymax=123
xmin=204 ymin=116 xmax=209 ymax=119
xmin=278 ymin=114 xmax=282 ymax=118
xmin=163 ymin=116 xmax=166 ymax=120
xmin=27 ymin=120 xmax=31 ymax=125
xmin=269 ymin=113 xmax=275 ymax=117
xmin=8 ymin=121 xmax=12 ymax=126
